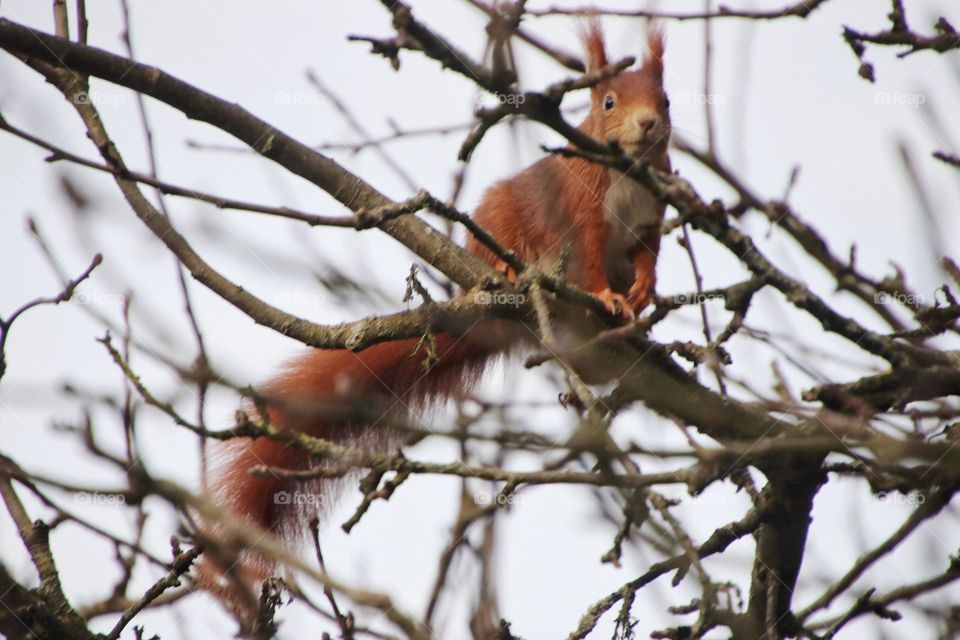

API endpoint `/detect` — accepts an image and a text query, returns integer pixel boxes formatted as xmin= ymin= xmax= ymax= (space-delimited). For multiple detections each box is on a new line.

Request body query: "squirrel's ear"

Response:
xmin=580 ymin=17 xmax=608 ymax=74
xmin=643 ymin=24 xmax=665 ymax=79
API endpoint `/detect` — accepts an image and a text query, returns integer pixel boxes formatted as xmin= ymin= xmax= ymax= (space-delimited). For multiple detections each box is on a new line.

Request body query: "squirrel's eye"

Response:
xmin=664 ymin=96 xmax=671 ymax=109
xmin=603 ymin=95 xmax=615 ymax=111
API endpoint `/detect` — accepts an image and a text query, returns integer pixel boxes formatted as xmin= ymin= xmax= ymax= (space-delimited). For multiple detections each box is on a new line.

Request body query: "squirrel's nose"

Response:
xmin=637 ymin=115 xmax=657 ymax=134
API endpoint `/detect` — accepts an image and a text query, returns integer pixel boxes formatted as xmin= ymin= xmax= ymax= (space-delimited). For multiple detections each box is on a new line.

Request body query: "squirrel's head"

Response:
xmin=582 ymin=20 xmax=670 ymax=160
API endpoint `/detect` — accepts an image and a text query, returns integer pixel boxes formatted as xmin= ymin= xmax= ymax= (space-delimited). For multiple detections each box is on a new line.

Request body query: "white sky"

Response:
xmin=1 ymin=1 xmax=959 ymax=638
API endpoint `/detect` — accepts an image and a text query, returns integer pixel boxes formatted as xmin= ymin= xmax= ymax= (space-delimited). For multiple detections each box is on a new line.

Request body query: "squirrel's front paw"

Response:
xmin=594 ymin=288 xmax=635 ymax=321
xmin=493 ymin=259 xmax=518 ymax=285
xmin=626 ymin=263 xmax=658 ymax=316
xmin=626 ymin=281 xmax=654 ymax=316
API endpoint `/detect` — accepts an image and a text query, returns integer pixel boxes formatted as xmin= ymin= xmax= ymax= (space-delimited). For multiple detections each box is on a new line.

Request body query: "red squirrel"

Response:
xmin=202 ymin=21 xmax=670 ymax=606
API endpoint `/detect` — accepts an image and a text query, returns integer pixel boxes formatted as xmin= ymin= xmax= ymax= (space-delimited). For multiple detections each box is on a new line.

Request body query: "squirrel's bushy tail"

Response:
xmin=198 ymin=330 xmax=499 ymax=608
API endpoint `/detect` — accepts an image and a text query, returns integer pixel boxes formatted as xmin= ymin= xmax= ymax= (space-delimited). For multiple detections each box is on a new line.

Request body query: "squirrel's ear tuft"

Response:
xmin=644 ymin=24 xmax=665 ymax=78
xmin=580 ymin=16 xmax=608 ymax=73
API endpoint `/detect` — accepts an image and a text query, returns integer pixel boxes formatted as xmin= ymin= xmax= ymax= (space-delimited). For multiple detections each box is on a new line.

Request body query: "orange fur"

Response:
xmin=581 ymin=17 xmax=608 ymax=74
xmin=469 ymin=18 xmax=671 ymax=313
xmin=202 ymin=21 xmax=671 ymax=612
xmin=199 ymin=333 xmax=498 ymax=613
xmin=215 ymin=336 xmax=487 ymax=533
xmin=644 ymin=25 xmax=666 ymax=79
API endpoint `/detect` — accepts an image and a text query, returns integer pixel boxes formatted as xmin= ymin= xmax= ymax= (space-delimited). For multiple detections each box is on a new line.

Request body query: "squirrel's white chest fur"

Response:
xmin=601 ymin=169 xmax=662 ymax=289
xmin=603 ymin=169 xmax=661 ymax=237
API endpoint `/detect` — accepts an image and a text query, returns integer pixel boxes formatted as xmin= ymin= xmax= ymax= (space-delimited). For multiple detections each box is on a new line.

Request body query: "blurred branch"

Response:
xmin=0 ymin=17 xmax=499 ymax=291
xmin=103 ymin=546 xmax=202 ymax=640
xmin=255 ymin=452 xmax=691 ymax=492
xmin=465 ymin=0 xmax=585 ymax=71
xmin=554 ymin=144 xmax=955 ymax=369
xmin=305 ymin=69 xmax=419 ymax=193
xmin=933 ymin=150 xmax=960 ymax=168
xmin=350 ymin=0 xmax=635 ymax=161
xmin=0 ymin=250 xmax=101 ymax=381
xmin=524 ymin=0 xmax=832 ymax=20
xmin=0 ymin=23 xmax=638 ymax=331
xmin=813 ymin=555 xmax=960 ymax=637
xmin=796 ymin=485 xmax=958 ymax=625
xmin=569 ymin=507 xmax=765 ymax=640
xmin=843 ymin=2 xmax=960 ymax=81
xmin=1 ymin=5 xmax=959 ymax=639
xmin=314 ymin=119 xmax=474 ymax=152
xmin=0 ymin=455 xmax=96 ymax=640
xmin=674 ymin=135 xmax=918 ymax=334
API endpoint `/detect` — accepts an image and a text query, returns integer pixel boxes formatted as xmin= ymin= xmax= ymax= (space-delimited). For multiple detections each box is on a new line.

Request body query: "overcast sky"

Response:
xmin=1 ymin=1 xmax=959 ymax=638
